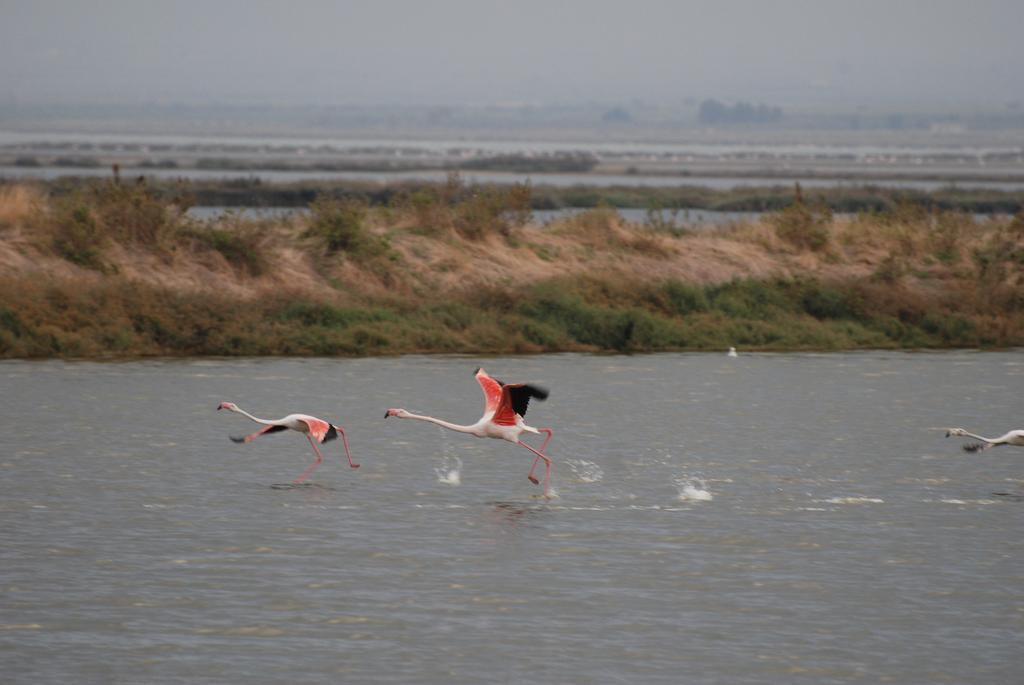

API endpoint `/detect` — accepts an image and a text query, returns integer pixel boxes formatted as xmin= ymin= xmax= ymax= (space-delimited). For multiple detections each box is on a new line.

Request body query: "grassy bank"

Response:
xmin=0 ymin=180 xmax=1022 ymax=358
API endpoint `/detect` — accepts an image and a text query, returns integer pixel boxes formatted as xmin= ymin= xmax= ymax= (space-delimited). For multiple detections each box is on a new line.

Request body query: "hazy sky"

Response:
xmin=2 ymin=0 xmax=1022 ymax=108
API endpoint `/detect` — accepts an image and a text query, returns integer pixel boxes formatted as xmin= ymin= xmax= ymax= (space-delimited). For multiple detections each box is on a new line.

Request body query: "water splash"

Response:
xmin=564 ymin=459 xmax=604 ymax=483
xmin=675 ymin=476 xmax=713 ymax=502
xmin=434 ymin=456 xmax=462 ymax=486
xmin=818 ymin=496 xmax=884 ymax=505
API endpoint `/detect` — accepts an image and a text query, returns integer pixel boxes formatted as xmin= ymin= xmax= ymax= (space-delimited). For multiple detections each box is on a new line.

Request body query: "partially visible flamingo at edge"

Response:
xmin=384 ymin=368 xmax=555 ymax=496
xmin=217 ymin=402 xmax=359 ymax=483
xmin=945 ymin=427 xmax=1024 ymax=453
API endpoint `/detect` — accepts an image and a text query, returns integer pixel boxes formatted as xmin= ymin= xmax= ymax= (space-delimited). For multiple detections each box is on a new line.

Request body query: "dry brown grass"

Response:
xmin=1 ymin=182 xmax=1022 ymax=357
xmin=0 ymin=184 xmax=46 ymax=233
xmin=2 ymin=183 xmax=1021 ymax=299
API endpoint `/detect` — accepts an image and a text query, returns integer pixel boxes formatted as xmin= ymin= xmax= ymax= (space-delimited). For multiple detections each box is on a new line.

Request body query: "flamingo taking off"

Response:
xmin=217 ymin=402 xmax=359 ymax=483
xmin=945 ymin=427 xmax=1024 ymax=453
xmin=384 ymin=368 xmax=555 ymax=496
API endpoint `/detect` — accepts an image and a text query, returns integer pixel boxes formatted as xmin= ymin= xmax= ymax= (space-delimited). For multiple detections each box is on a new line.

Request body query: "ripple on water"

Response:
xmin=193 ymin=625 xmax=287 ymax=637
xmin=564 ymin=459 xmax=604 ymax=483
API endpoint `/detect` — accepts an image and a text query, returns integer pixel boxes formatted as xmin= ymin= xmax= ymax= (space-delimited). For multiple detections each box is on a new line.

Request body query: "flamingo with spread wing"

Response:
xmin=218 ymin=402 xmax=359 ymax=483
xmin=385 ymin=368 xmax=555 ymax=496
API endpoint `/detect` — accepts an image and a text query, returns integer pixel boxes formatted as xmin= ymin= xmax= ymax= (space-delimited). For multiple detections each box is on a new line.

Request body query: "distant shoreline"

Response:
xmin=5 ymin=175 xmax=1024 ymax=215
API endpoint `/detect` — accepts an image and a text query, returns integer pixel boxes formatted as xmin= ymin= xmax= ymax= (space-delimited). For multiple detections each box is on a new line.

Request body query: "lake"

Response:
xmin=1 ymin=352 xmax=1022 ymax=684
xmin=185 ymin=205 xmax=765 ymax=227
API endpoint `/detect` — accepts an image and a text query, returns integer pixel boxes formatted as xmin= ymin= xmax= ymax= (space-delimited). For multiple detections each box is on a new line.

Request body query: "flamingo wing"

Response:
xmin=507 ymin=383 xmax=549 ymax=418
xmin=298 ymin=417 xmax=333 ymax=444
xmin=322 ymin=425 xmax=339 ymax=443
xmin=492 ymin=383 xmax=549 ymax=426
xmin=231 ymin=424 xmax=288 ymax=443
xmin=475 ymin=368 xmax=503 ymax=416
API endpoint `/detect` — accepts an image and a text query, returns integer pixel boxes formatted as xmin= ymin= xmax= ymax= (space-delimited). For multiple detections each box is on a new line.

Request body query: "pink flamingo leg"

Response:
xmin=293 ymin=434 xmax=326 ymax=484
xmin=519 ymin=441 xmax=553 ymax=497
xmin=526 ymin=428 xmax=554 ymax=484
xmin=539 ymin=428 xmax=554 ymax=453
xmin=337 ymin=426 xmax=360 ymax=468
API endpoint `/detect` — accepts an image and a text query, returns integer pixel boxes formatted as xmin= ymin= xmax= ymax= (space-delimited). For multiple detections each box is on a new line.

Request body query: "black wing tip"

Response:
xmin=526 ymin=384 xmax=549 ymax=401
xmin=962 ymin=443 xmax=984 ymax=453
xmin=229 ymin=435 xmax=245 ymax=443
xmin=508 ymin=383 xmax=550 ymax=417
xmin=323 ymin=425 xmax=339 ymax=443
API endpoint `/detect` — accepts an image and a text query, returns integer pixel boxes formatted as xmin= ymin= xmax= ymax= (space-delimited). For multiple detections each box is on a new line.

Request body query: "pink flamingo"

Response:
xmin=385 ymin=368 xmax=555 ymax=496
xmin=946 ymin=427 xmax=1024 ymax=453
xmin=217 ymin=402 xmax=359 ymax=483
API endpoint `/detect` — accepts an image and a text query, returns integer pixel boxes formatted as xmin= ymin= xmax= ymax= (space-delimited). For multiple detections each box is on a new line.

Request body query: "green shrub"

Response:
xmin=453 ymin=183 xmax=532 ymax=239
xmin=189 ymin=224 xmax=268 ymax=276
xmin=51 ymin=201 xmax=108 ymax=271
xmin=770 ymin=187 xmax=831 ymax=251
xmin=277 ymin=302 xmax=393 ymax=328
xmin=927 ymin=210 xmax=977 ymax=264
xmin=91 ymin=180 xmax=176 ymax=247
xmin=662 ymin=281 xmax=710 ymax=315
xmin=707 ymin=279 xmax=793 ymax=319
xmin=792 ymin=281 xmax=859 ymax=320
xmin=404 ymin=187 xmax=450 ymax=235
xmin=517 ymin=286 xmax=640 ymax=351
xmin=873 ymin=254 xmax=906 ymax=283
xmin=306 ymin=197 xmax=389 ymax=258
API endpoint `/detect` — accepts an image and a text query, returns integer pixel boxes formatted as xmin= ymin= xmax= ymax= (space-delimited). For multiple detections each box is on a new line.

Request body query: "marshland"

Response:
xmin=3 ymin=4 xmax=1024 ymax=683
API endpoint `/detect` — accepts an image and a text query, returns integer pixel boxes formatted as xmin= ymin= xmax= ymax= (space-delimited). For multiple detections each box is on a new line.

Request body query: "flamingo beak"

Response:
xmin=384 ymin=411 xmax=389 ymax=419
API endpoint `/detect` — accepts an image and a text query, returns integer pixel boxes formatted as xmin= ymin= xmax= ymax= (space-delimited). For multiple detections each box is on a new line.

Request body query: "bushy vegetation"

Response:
xmin=24 ymin=177 xmax=1024 ymax=215
xmin=770 ymin=185 xmax=832 ymax=250
xmin=387 ymin=174 xmax=533 ymax=239
xmin=0 ymin=180 xmax=1021 ymax=358
xmin=305 ymin=197 xmax=391 ymax=258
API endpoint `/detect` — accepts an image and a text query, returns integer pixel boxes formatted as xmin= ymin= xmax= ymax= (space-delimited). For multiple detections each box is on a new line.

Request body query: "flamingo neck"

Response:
xmin=232 ymin=406 xmax=275 ymax=426
xmin=402 ymin=412 xmax=481 ymax=436
xmin=964 ymin=431 xmax=996 ymax=443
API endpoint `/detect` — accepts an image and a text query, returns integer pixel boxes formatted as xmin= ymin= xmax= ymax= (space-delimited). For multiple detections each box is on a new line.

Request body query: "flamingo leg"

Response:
xmin=293 ymin=434 xmax=326 ymax=484
xmin=518 ymin=441 xmax=552 ymax=497
xmin=526 ymin=429 xmax=554 ymax=484
xmin=337 ymin=426 xmax=360 ymax=468
xmin=538 ymin=428 xmax=554 ymax=453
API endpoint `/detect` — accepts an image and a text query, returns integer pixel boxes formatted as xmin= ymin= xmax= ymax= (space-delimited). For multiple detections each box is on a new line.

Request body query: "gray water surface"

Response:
xmin=184 ymin=205 xmax=763 ymax=227
xmin=1 ymin=352 xmax=1022 ymax=684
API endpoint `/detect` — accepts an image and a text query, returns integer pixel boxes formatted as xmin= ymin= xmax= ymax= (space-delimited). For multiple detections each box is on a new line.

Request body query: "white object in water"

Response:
xmin=727 ymin=347 xmax=738 ymax=357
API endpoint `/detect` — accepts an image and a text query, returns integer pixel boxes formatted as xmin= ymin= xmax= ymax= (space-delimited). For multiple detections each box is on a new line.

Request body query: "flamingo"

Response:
xmin=217 ymin=402 xmax=359 ymax=483
xmin=945 ymin=427 xmax=1024 ymax=453
xmin=384 ymin=368 xmax=555 ymax=496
